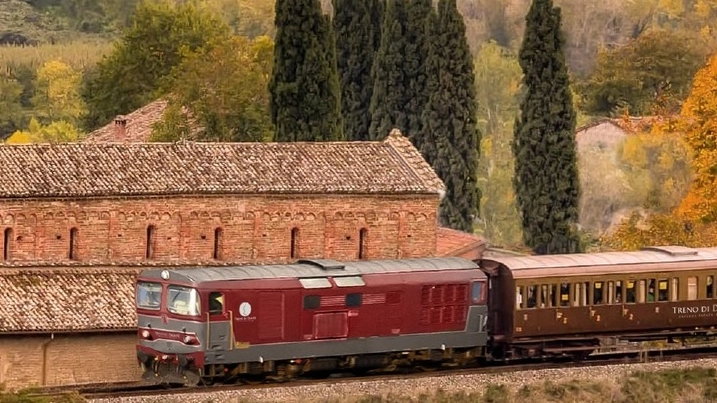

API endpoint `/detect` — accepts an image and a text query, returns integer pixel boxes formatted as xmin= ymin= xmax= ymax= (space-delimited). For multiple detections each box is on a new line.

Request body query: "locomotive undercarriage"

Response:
xmin=149 ymin=347 xmax=485 ymax=386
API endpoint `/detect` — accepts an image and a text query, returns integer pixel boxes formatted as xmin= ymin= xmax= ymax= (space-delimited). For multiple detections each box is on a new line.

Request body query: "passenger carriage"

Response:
xmin=480 ymin=246 xmax=717 ymax=360
xmin=135 ymin=257 xmax=488 ymax=385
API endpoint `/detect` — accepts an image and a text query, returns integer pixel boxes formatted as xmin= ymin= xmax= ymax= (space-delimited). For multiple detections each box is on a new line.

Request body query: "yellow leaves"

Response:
xmin=658 ymin=0 xmax=685 ymax=19
xmin=32 ymin=59 xmax=85 ymax=123
xmin=5 ymin=118 xmax=82 ymax=144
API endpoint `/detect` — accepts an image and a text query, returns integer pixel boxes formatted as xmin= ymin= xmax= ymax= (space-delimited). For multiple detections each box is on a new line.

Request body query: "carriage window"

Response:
xmin=671 ymin=278 xmax=679 ymax=301
xmin=593 ymin=282 xmax=604 ymax=305
xmin=707 ymin=276 xmax=714 ymax=299
xmin=550 ymin=284 xmax=557 ymax=307
xmin=516 ymin=286 xmax=524 ymax=309
xmin=647 ymin=279 xmax=656 ymax=302
xmin=615 ymin=281 xmax=623 ymax=303
xmin=572 ymin=283 xmax=582 ymax=307
xmin=540 ymin=285 xmax=549 ymax=307
xmin=626 ymin=280 xmax=636 ymax=303
xmin=607 ymin=281 xmax=614 ymax=304
xmin=657 ymin=279 xmax=669 ymax=302
xmin=526 ymin=285 xmax=537 ymax=308
xmin=688 ymin=277 xmax=698 ymax=300
xmin=638 ymin=280 xmax=646 ymax=303
xmin=559 ymin=283 xmax=570 ymax=307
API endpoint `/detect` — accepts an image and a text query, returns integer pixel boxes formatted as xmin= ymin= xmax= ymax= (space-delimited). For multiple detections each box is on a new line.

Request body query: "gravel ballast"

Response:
xmin=88 ymin=358 xmax=717 ymax=403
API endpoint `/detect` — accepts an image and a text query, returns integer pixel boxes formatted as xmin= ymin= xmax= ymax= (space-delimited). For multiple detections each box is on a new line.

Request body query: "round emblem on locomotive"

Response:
xmin=239 ymin=302 xmax=252 ymax=317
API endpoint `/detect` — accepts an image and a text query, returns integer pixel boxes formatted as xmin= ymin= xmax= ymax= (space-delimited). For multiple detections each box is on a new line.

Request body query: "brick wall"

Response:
xmin=0 ymin=194 xmax=439 ymax=264
xmin=0 ymin=332 xmax=140 ymax=390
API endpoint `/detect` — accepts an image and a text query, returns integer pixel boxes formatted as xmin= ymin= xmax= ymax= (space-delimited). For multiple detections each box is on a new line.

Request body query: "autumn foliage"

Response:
xmin=604 ymin=50 xmax=717 ymax=250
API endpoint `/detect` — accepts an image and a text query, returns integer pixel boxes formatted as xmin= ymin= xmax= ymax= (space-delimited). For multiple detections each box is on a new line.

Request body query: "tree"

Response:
xmin=32 ymin=60 xmax=85 ymax=124
xmin=402 ymin=0 xmax=433 ymax=151
xmin=580 ymin=29 xmax=708 ymax=116
xmin=332 ymin=0 xmax=382 ymax=140
xmin=80 ymin=0 xmax=230 ymax=131
xmin=152 ymin=35 xmax=275 ymax=142
xmin=512 ymin=0 xmax=582 ymax=255
xmin=6 ymin=118 xmax=81 ymax=144
xmin=676 ymin=51 xmax=717 ymax=222
xmin=368 ymin=0 xmax=410 ymax=140
xmin=269 ymin=0 xmax=343 ymax=142
xmin=474 ymin=42 xmax=523 ymax=246
xmin=0 ymin=74 xmax=23 ymax=139
xmin=421 ymin=0 xmax=479 ymax=233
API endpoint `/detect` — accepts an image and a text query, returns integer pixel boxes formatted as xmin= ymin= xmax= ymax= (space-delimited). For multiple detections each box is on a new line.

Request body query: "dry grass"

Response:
xmin=0 ymin=40 xmax=113 ymax=73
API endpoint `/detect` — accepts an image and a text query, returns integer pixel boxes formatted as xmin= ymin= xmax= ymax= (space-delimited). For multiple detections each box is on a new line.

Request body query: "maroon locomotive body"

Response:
xmin=135 ymin=257 xmax=488 ymax=385
xmin=481 ymin=246 xmax=717 ymax=360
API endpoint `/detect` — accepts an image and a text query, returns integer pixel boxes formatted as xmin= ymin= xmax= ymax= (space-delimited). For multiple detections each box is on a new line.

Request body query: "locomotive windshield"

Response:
xmin=166 ymin=285 xmax=201 ymax=316
xmin=136 ymin=281 xmax=162 ymax=310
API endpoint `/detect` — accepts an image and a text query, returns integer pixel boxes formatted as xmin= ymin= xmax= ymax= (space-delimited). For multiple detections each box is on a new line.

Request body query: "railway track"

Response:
xmin=25 ymin=343 xmax=717 ymax=401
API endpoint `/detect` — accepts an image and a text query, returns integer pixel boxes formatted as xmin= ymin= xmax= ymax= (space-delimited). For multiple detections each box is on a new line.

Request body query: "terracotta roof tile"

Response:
xmin=0 ymin=130 xmax=444 ymax=197
xmin=435 ymin=227 xmax=486 ymax=260
xmin=83 ymin=99 xmax=179 ymax=143
xmin=0 ymin=268 xmax=141 ymax=333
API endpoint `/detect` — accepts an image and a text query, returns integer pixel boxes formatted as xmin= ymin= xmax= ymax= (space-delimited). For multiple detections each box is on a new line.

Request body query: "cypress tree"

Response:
xmin=269 ymin=0 xmax=343 ymax=141
xmin=368 ymin=0 xmax=409 ymax=140
xmin=403 ymin=0 xmax=433 ymax=152
xmin=333 ymin=0 xmax=382 ymax=141
xmin=421 ymin=0 xmax=480 ymax=233
xmin=512 ymin=0 xmax=582 ymax=254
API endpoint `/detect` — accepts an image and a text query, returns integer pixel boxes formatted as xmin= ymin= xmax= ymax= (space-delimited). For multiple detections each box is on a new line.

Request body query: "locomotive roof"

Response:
xmin=139 ymin=257 xmax=480 ymax=285
xmin=481 ymin=246 xmax=717 ymax=279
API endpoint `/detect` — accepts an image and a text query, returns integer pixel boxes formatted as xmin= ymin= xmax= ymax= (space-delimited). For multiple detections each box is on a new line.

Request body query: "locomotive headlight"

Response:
xmin=183 ymin=335 xmax=192 ymax=344
xmin=141 ymin=330 xmax=150 ymax=339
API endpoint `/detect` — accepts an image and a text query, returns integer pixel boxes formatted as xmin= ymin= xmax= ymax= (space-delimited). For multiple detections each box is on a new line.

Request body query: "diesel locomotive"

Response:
xmin=135 ymin=245 xmax=717 ymax=386
xmin=135 ymin=257 xmax=489 ymax=385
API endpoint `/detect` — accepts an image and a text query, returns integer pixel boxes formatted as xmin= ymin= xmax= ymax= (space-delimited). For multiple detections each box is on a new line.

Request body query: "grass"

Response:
xmin=0 ymin=40 xmax=113 ymax=73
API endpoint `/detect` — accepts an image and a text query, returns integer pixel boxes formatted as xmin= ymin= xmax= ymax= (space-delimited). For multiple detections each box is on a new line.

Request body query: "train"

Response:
xmin=135 ymin=245 xmax=717 ymax=386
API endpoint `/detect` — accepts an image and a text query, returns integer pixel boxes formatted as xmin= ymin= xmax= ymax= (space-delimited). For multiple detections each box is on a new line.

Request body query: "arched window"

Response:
xmin=359 ymin=228 xmax=368 ymax=260
xmin=290 ymin=227 xmax=300 ymax=259
xmin=3 ymin=228 xmax=12 ymax=261
xmin=213 ymin=228 xmax=223 ymax=260
xmin=69 ymin=227 xmax=78 ymax=260
xmin=146 ymin=225 xmax=156 ymax=259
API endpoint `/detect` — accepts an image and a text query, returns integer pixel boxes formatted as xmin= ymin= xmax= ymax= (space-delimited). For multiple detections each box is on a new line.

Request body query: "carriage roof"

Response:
xmin=480 ymin=246 xmax=717 ymax=279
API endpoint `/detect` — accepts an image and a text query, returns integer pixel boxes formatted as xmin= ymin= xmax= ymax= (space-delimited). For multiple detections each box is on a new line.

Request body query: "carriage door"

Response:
xmin=207 ymin=292 xmax=231 ymax=352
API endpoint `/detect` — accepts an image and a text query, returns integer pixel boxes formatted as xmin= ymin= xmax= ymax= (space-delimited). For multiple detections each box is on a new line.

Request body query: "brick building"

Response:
xmin=0 ymin=130 xmax=485 ymax=389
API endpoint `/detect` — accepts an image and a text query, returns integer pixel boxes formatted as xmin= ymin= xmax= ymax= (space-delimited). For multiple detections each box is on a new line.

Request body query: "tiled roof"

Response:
xmin=0 ymin=268 xmax=142 ymax=333
xmin=435 ymin=227 xmax=486 ymax=260
xmin=0 ymin=227 xmax=483 ymax=333
xmin=0 ymin=129 xmax=445 ymax=197
xmin=83 ymin=99 xmax=188 ymax=143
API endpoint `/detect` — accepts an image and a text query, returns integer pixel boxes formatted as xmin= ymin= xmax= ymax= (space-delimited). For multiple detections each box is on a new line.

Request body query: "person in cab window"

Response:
xmin=210 ymin=294 xmax=224 ymax=313
xmin=647 ymin=286 xmax=655 ymax=302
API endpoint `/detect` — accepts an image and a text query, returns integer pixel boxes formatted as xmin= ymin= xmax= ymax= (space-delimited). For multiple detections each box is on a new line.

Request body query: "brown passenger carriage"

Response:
xmin=480 ymin=246 xmax=717 ymax=360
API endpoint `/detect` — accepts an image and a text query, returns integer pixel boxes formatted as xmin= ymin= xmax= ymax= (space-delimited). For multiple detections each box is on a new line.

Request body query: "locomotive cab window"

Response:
xmin=209 ymin=292 xmax=224 ymax=314
xmin=167 ymin=286 xmax=200 ymax=316
xmin=136 ymin=281 xmax=162 ymax=310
